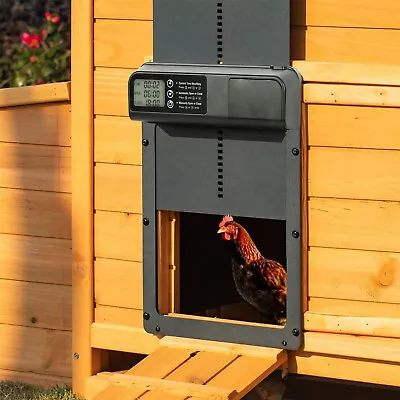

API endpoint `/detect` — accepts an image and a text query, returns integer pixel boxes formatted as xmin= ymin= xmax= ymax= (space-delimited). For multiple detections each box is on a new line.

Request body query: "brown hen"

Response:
xmin=217 ymin=215 xmax=287 ymax=325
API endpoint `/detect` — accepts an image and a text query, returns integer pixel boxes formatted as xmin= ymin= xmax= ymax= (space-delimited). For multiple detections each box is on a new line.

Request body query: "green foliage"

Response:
xmin=2 ymin=12 xmax=70 ymax=88
xmin=0 ymin=381 xmax=82 ymax=400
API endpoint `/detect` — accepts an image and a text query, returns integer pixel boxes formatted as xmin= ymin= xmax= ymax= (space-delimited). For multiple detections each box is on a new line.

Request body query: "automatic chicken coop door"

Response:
xmin=128 ymin=0 xmax=303 ymax=351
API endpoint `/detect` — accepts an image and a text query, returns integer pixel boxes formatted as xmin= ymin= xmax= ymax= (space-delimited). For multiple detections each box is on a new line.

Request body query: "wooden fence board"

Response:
xmin=0 ymin=279 xmax=71 ymax=330
xmin=294 ymin=61 xmax=400 ymax=86
xmin=0 ymin=234 xmax=71 ymax=285
xmin=308 ymin=298 xmax=400 ymax=318
xmin=303 ymin=332 xmax=400 ymax=363
xmin=0 ymin=324 xmax=71 ymax=377
xmin=0 ymin=188 xmax=71 ymax=239
xmin=0 ymin=103 xmax=70 ymax=146
xmin=94 ymin=163 xmax=142 ymax=213
xmin=305 ymin=312 xmax=400 ymax=338
xmin=94 ymin=211 xmax=142 ymax=261
xmin=95 ymin=258 xmax=143 ymax=309
xmin=95 ymin=306 xmax=143 ymax=328
xmin=309 ymin=198 xmax=400 ymax=253
xmin=0 ymin=142 xmax=71 ymax=193
xmin=308 ymin=147 xmax=400 ymax=201
xmin=307 ymin=104 xmax=400 ymax=150
xmin=94 ymin=68 xmax=132 ymax=116
xmin=0 ymin=82 xmax=70 ymax=108
xmin=94 ymin=24 xmax=400 ymax=68
xmin=292 ymin=26 xmax=400 ymax=65
xmin=94 ymin=20 xmax=152 ymax=68
xmin=309 ymin=247 xmax=400 ymax=304
xmin=291 ymin=0 xmax=400 ymax=29
xmin=94 ymin=116 xmax=142 ymax=165
xmin=91 ymin=323 xmax=159 ymax=354
xmin=94 ymin=0 xmax=152 ymax=20
xmin=289 ymin=351 xmax=400 ymax=387
xmin=0 ymin=369 xmax=71 ymax=388
xmin=304 ymin=83 xmax=400 ymax=107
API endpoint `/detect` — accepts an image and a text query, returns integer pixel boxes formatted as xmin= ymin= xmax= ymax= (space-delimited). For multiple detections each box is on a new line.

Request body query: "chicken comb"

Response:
xmin=219 ymin=214 xmax=234 ymax=228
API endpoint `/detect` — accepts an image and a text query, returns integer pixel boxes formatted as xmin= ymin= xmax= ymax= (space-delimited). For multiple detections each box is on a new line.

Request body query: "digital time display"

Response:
xmin=133 ymin=79 xmax=165 ymax=107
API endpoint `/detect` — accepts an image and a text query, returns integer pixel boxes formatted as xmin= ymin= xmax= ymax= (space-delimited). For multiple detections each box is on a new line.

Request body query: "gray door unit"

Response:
xmin=128 ymin=0 xmax=303 ymax=350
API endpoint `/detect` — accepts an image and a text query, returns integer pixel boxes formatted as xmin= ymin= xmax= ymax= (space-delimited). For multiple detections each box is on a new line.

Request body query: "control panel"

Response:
xmin=128 ymin=63 xmax=301 ymax=129
xmin=132 ymin=74 xmax=207 ymax=114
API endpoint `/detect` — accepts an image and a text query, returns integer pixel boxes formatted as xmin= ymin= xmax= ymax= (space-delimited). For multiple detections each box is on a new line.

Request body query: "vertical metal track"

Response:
xmin=217 ymin=130 xmax=224 ymax=199
xmin=217 ymin=2 xmax=223 ymax=64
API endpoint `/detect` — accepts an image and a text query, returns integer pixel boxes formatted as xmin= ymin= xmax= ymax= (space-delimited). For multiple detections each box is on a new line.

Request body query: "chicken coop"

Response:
xmin=71 ymin=0 xmax=400 ymax=399
xmin=0 ymin=81 xmax=72 ymax=387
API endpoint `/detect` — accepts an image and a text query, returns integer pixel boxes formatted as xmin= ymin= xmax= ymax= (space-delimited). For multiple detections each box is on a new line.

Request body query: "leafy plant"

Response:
xmin=3 ymin=11 xmax=70 ymax=88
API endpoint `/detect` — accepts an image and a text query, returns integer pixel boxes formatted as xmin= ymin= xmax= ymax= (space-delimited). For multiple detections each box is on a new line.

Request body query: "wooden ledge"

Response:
xmin=160 ymin=336 xmax=284 ymax=359
xmin=293 ymin=61 xmax=400 ymax=87
xmin=91 ymin=322 xmax=160 ymax=354
xmin=0 ymin=81 xmax=71 ymax=108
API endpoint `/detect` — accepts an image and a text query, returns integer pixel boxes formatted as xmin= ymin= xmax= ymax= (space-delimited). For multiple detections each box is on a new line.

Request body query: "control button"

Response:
xmin=167 ymin=79 xmax=174 ymax=88
xmin=167 ymin=90 xmax=174 ymax=98
xmin=167 ymin=100 xmax=174 ymax=109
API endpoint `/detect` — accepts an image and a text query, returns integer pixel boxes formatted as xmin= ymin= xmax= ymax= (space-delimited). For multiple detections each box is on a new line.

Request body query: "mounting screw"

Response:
xmin=142 ymin=139 xmax=149 ymax=146
xmin=143 ymin=312 xmax=150 ymax=320
xmin=155 ymin=326 xmax=161 ymax=332
xmin=143 ymin=218 xmax=150 ymax=226
xmin=30 ymin=317 xmax=37 ymax=324
xmin=74 ymin=353 xmax=79 ymax=360
xmin=292 ymin=328 xmax=300 ymax=337
xmin=282 ymin=341 xmax=287 ymax=347
xmin=292 ymin=230 xmax=300 ymax=239
xmin=291 ymin=148 xmax=299 ymax=156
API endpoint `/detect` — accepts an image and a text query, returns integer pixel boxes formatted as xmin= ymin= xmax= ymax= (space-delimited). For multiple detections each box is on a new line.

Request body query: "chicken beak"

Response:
xmin=217 ymin=227 xmax=226 ymax=234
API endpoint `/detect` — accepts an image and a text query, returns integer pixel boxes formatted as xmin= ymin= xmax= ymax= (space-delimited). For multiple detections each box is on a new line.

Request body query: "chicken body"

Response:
xmin=218 ymin=215 xmax=287 ymax=325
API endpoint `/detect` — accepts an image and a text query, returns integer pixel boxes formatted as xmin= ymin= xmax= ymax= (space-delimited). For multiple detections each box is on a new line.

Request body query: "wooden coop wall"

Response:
xmin=0 ymin=83 xmax=72 ymax=387
xmin=290 ymin=62 xmax=400 ymax=385
xmin=72 ymin=0 xmax=400 ymax=395
xmin=90 ymin=1 xmax=155 ymax=353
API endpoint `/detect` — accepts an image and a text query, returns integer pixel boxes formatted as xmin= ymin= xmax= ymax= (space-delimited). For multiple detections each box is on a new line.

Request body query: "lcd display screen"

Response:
xmin=133 ymin=79 xmax=166 ymax=107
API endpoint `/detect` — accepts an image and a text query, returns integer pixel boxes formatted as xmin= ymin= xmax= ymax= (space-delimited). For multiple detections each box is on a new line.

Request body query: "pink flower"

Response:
xmin=21 ymin=32 xmax=43 ymax=48
xmin=52 ymin=16 xmax=60 ymax=24
xmin=30 ymin=56 xmax=36 ymax=63
xmin=21 ymin=32 xmax=30 ymax=45
xmin=28 ymin=34 xmax=42 ymax=49
xmin=45 ymin=12 xmax=52 ymax=20
xmin=42 ymin=29 xmax=47 ymax=38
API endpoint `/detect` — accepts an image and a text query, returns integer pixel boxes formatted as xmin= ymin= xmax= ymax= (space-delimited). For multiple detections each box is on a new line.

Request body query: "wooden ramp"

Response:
xmin=87 ymin=337 xmax=287 ymax=400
